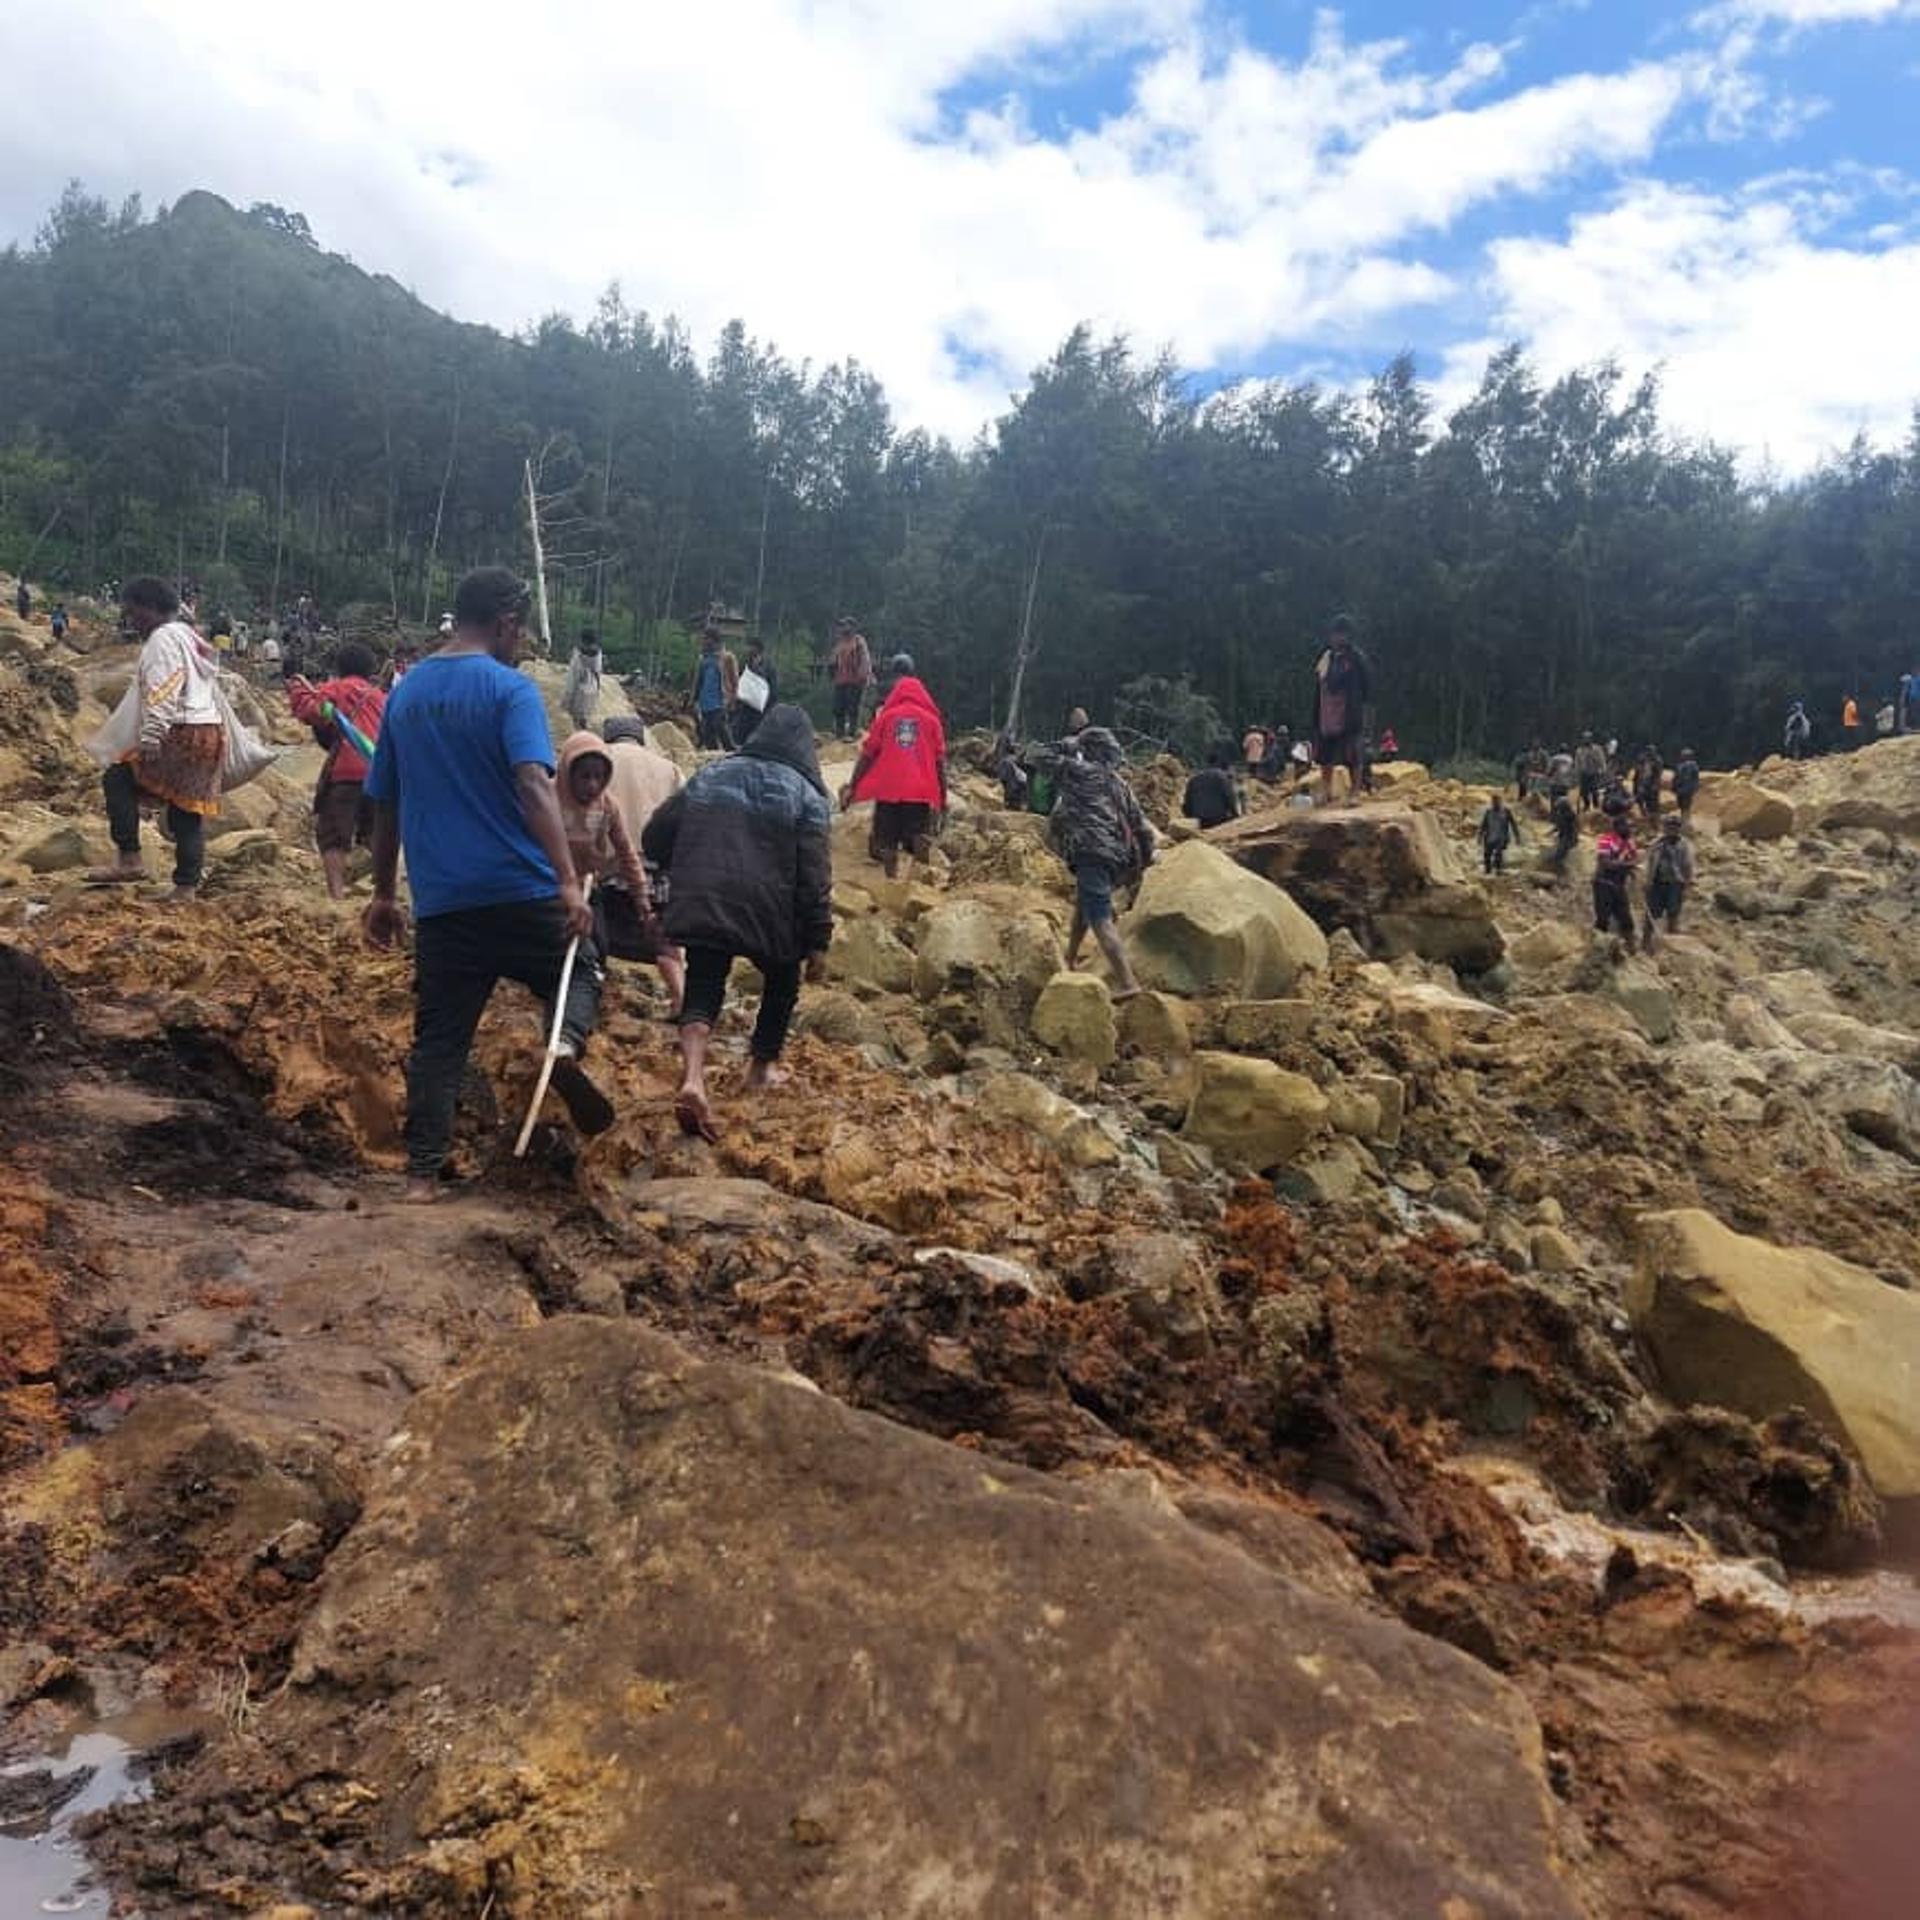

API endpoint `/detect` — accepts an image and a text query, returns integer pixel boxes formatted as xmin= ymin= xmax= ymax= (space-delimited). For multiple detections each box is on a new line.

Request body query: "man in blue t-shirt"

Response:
xmin=364 ymin=566 xmax=614 ymax=1198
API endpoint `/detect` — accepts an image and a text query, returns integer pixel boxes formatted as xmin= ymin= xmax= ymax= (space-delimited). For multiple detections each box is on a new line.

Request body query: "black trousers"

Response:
xmin=406 ymin=898 xmax=603 ymax=1176
xmin=696 ymin=708 xmax=733 ymax=751
xmin=1593 ymin=878 xmax=1635 ymax=937
xmin=1482 ymin=844 xmax=1506 ymax=874
xmin=102 ymin=762 xmax=206 ymax=888
xmin=832 ymin=683 xmax=863 ymax=738
xmin=679 ymin=945 xmax=801 ymax=1061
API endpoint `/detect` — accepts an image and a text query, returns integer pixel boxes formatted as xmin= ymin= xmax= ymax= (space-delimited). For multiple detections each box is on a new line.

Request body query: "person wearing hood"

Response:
xmin=553 ymin=730 xmax=669 ymax=1022
xmin=88 ymin=575 xmax=227 ymax=900
xmin=561 ymin=629 xmax=604 ymax=732
xmin=1048 ymin=727 xmax=1151 ymax=997
xmin=643 ymin=704 xmax=833 ymax=1140
xmin=841 ymin=654 xmax=947 ymax=880
xmin=596 ymin=716 xmax=687 ymax=1013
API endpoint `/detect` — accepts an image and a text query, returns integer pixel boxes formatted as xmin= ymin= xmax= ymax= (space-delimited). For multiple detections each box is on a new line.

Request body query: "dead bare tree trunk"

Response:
xmin=524 ymin=458 xmax=553 ymax=656
xmin=1003 ymin=524 xmax=1050 ymax=742
xmin=420 ymin=380 xmax=462 ymax=627
xmin=268 ymin=404 xmax=290 ymax=622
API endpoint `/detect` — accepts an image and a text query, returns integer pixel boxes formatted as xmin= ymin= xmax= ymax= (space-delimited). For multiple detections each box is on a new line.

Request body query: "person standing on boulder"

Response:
xmin=643 ymin=704 xmax=833 ymax=1141
xmin=1593 ymin=816 xmax=1640 ymax=949
xmin=842 ymin=654 xmax=947 ymax=881
xmin=88 ymin=576 xmax=226 ymax=901
xmin=1310 ymin=614 xmax=1371 ymax=806
xmin=1048 ymin=727 xmax=1150 ymax=999
xmin=829 ymin=616 xmax=873 ymax=742
xmin=287 ymin=642 xmax=388 ymax=902
xmin=362 ymin=567 xmax=613 ymax=1201
xmin=1477 ymin=794 xmax=1520 ymax=875
xmin=1641 ymin=814 xmax=1695 ymax=950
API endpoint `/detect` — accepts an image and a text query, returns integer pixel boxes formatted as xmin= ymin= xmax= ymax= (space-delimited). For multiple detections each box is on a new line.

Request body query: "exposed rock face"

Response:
xmin=1122 ymin=839 xmax=1327 ymax=998
xmin=1216 ymin=804 xmax=1505 ymax=972
xmin=1182 ymin=1051 xmax=1329 ymax=1169
xmin=1630 ymin=1210 xmax=1920 ymax=1535
xmin=829 ymin=915 xmax=916 ymax=995
xmin=912 ymin=899 xmax=1064 ymax=1048
xmin=268 ymin=1319 xmax=1579 ymax=1918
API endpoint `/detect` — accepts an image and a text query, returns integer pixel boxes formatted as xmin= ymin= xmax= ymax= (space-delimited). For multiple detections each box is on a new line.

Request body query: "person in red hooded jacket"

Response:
xmin=840 ymin=653 xmax=947 ymax=880
xmin=288 ymin=641 xmax=387 ymax=901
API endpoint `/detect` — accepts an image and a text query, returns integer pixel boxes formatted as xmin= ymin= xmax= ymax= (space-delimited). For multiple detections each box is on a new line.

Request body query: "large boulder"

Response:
xmin=1629 ymin=1210 xmax=1920 ymax=1537
xmin=250 ymin=1319 xmax=1579 ymax=1916
xmin=1182 ymin=1051 xmax=1329 ymax=1170
xmin=975 ymin=1070 xmax=1122 ymax=1168
xmin=1707 ymin=781 xmax=1795 ymax=841
xmin=1122 ymin=839 xmax=1327 ymax=999
xmin=1215 ymin=805 xmax=1504 ymax=972
xmin=912 ymin=900 xmax=1064 ymax=1049
xmin=1030 ymin=970 xmax=1117 ymax=1067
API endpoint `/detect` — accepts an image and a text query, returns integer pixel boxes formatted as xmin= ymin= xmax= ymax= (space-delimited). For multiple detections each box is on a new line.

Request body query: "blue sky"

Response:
xmin=6 ymin=0 xmax=1920 ymax=467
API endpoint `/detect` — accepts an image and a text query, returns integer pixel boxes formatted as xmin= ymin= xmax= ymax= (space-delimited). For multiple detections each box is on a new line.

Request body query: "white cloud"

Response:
xmin=0 ymin=0 xmax=1911 ymax=464
xmin=0 ymin=0 xmax=1711 ymax=444
xmin=1447 ymin=180 xmax=1920 ymax=468
xmin=1713 ymin=0 xmax=1912 ymax=21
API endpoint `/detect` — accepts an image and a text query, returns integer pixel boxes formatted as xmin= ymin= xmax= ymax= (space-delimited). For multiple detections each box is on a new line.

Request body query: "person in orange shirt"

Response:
xmin=1841 ymin=693 xmax=1861 ymax=752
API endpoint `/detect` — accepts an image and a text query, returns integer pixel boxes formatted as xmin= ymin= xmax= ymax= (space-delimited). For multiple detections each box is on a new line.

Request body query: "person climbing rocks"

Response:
xmin=1672 ymin=748 xmax=1701 ymax=821
xmin=49 ymin=601 xmax=68 ymax=642
xmin=731 ymin=637 xmax=777 ymax=744
xmin=13 ymin=579 xmax=29 ymax=621
xmin=597 ymin=716 xmax=687 ymax=1014
xmin=1841 ymin=692 xmax=1861 ymax=753
xmin=88 ymin=576 xmax=226 ymax=901
xmin=561 ymin=629 xmax=603 ymax=732
xmin=287 ymin=641 xmax=388 ymax=902
xmin=1575 ymin=734 xmax=1606 ymax=813
xmin=1642 ymin=814 xmax=1695 ymax=950
xmin=1477 ymin=794 xmax=1520 ymax=875
xmin=362 ymin=566 xmax=613 ymax=1202
xmin=1183 ymin=741 xmax=1242 ymax=831
xmin=690 ymin=620 xmax=738 ymax=752
xmin=643 ymin=703 xmax=833 ymax=1142
xmin=1784 ymin=701 xmax=1812 ymax=760
xmin=1593 ymin=816 xmax=1640 ymax=949
xmin=1048 ymin=726 xmax=1152 ymax=998
xmin=994 ymin=730 xmax=1031 ymax=809
xmin=1547 ymin=785 xmax=1579 ymax=876
xmin=554 ymin=729 xmax=664 ymax=1024
xmin=1311 ymin=613 xmax=1372 ymax=806
xmin=829 ymin=616 xmax=873 ymax=742
xmin=842 ymin=654 xmax=947 ymax=880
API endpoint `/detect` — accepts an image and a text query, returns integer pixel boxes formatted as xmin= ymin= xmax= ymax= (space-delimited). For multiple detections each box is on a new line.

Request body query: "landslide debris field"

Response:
xmin=2 ymin=596 xmax=1918 ymax=1918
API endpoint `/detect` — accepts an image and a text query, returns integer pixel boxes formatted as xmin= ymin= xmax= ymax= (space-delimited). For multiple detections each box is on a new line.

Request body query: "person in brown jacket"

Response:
xmin=829 ymin=617 xmax=874 ymax=741
xmin=689 ymin=621 xmax=739 ymax=751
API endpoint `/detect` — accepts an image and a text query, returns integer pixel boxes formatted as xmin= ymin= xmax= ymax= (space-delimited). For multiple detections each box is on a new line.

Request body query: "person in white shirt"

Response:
xmin=89 ymin=577 xmax=227 ymax=898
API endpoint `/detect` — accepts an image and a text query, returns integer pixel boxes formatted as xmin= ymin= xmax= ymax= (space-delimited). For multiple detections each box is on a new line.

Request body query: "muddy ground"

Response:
xmin=0 ymin=896 xmax=1916 ymax=1917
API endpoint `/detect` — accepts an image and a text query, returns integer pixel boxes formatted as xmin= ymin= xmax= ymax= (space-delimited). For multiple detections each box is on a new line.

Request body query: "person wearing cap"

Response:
xmin=1310 ymin=613 xmax=1372 ymax=805
xmin=841 ymin=654 xmax=947 ymax=880
xmin=829 ymin=617 xmax=874 ymax=742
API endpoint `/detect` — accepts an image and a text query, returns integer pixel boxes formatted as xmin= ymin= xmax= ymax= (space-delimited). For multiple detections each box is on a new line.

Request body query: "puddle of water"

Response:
xmin=0 ymin=1706 xmax=211 ymax=1916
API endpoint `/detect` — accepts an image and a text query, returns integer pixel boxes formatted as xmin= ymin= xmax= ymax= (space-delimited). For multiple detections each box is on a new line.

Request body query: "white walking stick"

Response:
xmin=514 ymin=878 xmax=594 ymax=1158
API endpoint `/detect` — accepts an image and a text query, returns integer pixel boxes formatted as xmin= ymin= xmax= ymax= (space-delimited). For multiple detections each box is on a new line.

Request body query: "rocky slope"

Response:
xmin=2 ymin=579 xmax=1918 ymax=1917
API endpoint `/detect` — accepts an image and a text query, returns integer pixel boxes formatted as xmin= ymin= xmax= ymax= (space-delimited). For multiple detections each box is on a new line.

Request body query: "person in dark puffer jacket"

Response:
xmin=643 ymin=703 xmax=833 ymax=1140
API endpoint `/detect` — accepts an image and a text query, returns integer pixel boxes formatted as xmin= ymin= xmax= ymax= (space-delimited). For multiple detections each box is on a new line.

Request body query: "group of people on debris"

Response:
xmin=1230 ymin=616 xmax=1391 ymax=808
xmin=1790 ymin=679 xmax=1920 ymax=757
xmin=1487 ymin=735 xmax=1702 ymax=952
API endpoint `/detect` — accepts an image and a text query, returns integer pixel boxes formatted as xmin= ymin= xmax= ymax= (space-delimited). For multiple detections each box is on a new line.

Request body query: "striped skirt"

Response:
xmin=127 ymin=722 xmax=224 ymax=817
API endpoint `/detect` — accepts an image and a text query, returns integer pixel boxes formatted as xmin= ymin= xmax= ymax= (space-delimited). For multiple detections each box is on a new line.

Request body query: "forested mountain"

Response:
xmin=4 ymin=181 xmax=1920 ymax=763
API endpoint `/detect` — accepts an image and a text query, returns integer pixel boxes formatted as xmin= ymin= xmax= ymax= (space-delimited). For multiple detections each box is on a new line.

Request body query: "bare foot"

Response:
xmin=675 ymin=1086 xmax=720 ymax=1143
xmin=745 ymin=1061 xmax=789 ymax=1090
